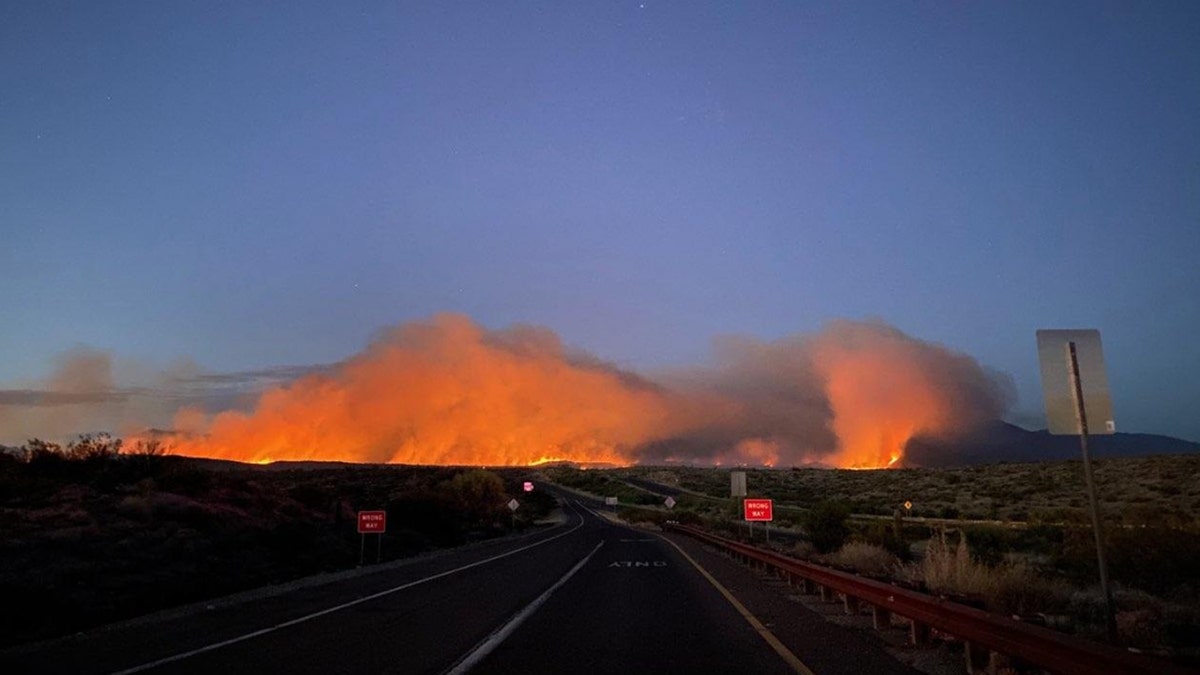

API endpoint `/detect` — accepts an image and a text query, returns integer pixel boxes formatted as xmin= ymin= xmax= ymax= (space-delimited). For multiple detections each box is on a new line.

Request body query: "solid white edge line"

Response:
xmin=443 ymin=540 xmax=605 ymax=675
xmin=110 ymin=500 xmax=586 ymax=675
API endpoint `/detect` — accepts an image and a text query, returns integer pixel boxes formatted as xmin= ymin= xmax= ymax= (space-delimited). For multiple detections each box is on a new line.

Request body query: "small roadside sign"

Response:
xmin=605 ymin=496 xmax=618 ymax=507
xmin=903 ymin=501 xmax=912 ymax=511
xmin=357 ymin=510 xmax=386 ymax=534
xmin=507 ymin=499 xmax=520 ymax=511
xmin=523 ymin=481 xmax=534 ymax=492
xmin=743 ymin=498 xmax=773 ymax=522
xmin=664 ymin=496 xmax=676 ymax=509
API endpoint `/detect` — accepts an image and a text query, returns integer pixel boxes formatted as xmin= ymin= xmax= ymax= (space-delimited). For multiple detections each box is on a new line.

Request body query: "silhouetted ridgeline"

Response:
xmin=906 ymin=421 xmax=1200 ymax=467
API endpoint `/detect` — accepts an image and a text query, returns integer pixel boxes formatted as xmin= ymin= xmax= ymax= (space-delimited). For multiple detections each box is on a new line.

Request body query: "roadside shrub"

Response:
xmin=861 ymin=521 xmax=911 ymax=562
xmin=829 ymin=542 xmax=897 ymax=576
xmin=619 ymin=506 xmax=665 ymax=526
xmin=961 ymin=525 xmax=1015 ymax=565
xmin=921 ymin=530 xmax=1070 ymax=615
xmin=803 ymin=501 xmax=851 ymax=553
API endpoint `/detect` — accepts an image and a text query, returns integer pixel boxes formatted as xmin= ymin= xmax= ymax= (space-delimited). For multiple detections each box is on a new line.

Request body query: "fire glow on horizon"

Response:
xmin=142 ymin=314 xmax=1011 ymax=469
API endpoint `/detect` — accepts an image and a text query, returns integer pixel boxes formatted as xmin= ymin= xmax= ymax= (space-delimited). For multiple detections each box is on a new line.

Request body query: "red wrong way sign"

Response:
xmin=357 ymin=510 xmax=387 ymax=534
xmin=743 ymin=499 xmax=773 ymax=522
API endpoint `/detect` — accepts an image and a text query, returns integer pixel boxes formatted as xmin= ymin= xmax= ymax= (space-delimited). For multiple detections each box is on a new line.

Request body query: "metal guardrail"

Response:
xmin=664 ymin=524 xmax=1188 ymax=675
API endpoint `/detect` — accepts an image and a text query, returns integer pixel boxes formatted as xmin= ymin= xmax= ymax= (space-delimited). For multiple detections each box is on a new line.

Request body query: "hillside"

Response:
xmin=905 ymin=421 xmax=1200 ymax=467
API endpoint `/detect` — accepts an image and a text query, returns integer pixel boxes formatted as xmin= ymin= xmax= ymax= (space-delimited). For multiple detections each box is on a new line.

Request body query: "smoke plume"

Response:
xmin=152 ymin=314 xmax=1013 ymax=467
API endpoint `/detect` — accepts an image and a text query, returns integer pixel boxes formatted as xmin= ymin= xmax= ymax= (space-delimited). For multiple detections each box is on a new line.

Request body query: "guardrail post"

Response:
xmin=818 ymin=585 xmax=833 ymax=603
xmin=964 ymin=641 xmax=990 ymax=674
xmin=872 ymin=606 xmax=891 ymax=630
xmin=909 ymin=620 xmax=931 ymax=646
xmin=843 ymin=594 xmax=860 ymax=615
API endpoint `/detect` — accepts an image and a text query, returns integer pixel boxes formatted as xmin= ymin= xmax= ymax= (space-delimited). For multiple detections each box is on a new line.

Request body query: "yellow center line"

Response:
xmin=656 ymin=534 xmax=815 ymax=675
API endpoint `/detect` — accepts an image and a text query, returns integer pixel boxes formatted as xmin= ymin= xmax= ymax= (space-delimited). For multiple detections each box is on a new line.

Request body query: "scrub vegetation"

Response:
xmin=0 ymin=437 xmax=555 ymax=648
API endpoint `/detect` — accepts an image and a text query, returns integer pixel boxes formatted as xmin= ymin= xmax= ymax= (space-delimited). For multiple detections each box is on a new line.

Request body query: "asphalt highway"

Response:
xmin=2 ymin=491 xmax=917 ymax=675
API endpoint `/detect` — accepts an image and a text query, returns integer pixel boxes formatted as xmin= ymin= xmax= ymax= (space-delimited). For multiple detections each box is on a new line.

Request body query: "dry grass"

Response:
xmin=915 ymin=530 xmax=1072 ymax=616
xmin=828 ymin=541 xmax=898 ymax=576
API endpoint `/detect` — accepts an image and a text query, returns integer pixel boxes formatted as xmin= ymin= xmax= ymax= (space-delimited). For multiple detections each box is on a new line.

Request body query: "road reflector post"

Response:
xmin=1036 ymin=329 xmax=1117 ymax=643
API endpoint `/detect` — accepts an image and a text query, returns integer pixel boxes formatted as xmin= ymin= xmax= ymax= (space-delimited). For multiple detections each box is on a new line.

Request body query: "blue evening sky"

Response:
xmin=2 ymin=2 xmax=1198 ymax=440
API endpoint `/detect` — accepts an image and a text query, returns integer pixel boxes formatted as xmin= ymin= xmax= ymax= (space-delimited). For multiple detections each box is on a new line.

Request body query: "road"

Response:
xmin=2 ymin=491 xmax=916 ymax=675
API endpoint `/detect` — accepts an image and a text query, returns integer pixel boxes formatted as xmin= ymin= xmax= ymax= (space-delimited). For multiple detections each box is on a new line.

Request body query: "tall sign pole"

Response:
xmin=1067 ymin=341 xmax=1116 ymax=642
xmin=1037 ymin=329 xmax=1117 ymax=643
xmin=731 ymin=471 xmax=748 ymax=538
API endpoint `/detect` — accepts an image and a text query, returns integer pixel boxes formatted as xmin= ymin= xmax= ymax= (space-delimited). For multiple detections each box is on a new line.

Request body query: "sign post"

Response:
xmin=357 ymin=510 xmax=386 ymax=566
xmin=1037 ymin=329 xmax=1117 ymax=642
xmin=731 ymin=471 xmax=748 ymax=536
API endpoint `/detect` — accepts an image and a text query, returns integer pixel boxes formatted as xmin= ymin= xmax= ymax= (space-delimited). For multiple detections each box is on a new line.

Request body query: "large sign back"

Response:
xmin=1036 ymin=329 xmax=1115 ymax=435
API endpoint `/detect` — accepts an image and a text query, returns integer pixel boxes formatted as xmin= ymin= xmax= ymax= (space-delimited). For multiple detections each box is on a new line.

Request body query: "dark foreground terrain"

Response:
xmin=0 ymin=440 xmax=554 ymax=647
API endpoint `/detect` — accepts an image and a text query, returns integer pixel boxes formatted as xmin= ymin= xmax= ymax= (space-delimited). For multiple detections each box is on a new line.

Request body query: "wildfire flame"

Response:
xmin=146 ymin=315 xmax=1007 ymax=469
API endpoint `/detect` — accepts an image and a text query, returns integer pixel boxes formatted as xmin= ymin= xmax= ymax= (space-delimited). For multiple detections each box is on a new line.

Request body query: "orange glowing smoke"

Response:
xmin=157 ymin=315 xmax=1010 ymax=468
xmin=168 ymin=315 xmax=681 ymax=466
xmin=810 ymin=321 xmax=1001 ymax=468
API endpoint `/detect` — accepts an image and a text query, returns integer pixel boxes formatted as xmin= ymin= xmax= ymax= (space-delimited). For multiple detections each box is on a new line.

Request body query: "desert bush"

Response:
xmin=443 ymin=469 xmax=507 ymax=526
xmin=861 ymin=521 xmax=912 ymax=561
xmin=921 ymin=530 xmax=1070 ymax=615
xmin=619 ymin=506 xmax=666 ymax=526
xmin=791 ymin=539 xmax=816 ymax=559
xmin=65 ymin=433 xmax=122 ymax=462
xmin=1056 ymin=524 xmax=1200 ymax=595
xmin=803 ymin=501 xmax=851 ymax=553
xmin=829 ymin=541 xmax=897 ymax=575
xmin=961 ymin=524 xmax=1015 ymax=565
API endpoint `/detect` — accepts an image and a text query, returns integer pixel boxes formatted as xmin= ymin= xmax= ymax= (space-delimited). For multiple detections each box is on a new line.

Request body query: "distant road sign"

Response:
xmin=731 ymin=471 xmax=747 ymax=497
xmin=743 ymin=499 xmax=773 ymax=522
xmin=664 ymin=496 xmax=676 ymax=509
xmin=523 ymin=481 xmax=534 ymax=492
xmin=903 ymin=501 xmax=912 ymax=511
xmin=1036 ymin=329 xmax=1115 ymax=435
xmin=605 ymin=496 xmax=618 ymax=507
xmin=357 ymin=510 xmax=386 ymax=534
xmin=507 ymin=499 xmax=520 ymax=511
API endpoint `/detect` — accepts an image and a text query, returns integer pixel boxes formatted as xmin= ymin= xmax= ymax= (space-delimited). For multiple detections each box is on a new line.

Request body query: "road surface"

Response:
xmin=2 ymin=491 xmax=916 ymax=674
